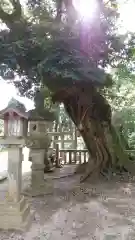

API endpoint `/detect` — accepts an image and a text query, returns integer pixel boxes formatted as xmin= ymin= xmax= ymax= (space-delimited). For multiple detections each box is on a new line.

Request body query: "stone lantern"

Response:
xmin=25 ymin=90 xmax=56 ymax=196
xmin=0 ymin=98 xmax=33 ymax=231
xmin=2 ymin=99 xmax=28 ymax=139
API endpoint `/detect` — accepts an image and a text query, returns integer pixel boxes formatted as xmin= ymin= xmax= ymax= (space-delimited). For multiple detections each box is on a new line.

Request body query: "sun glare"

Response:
xmin=73 ymin=0 xmax=98 ymax=21
xmin=73 ymin=0 xmax=135 ymax=33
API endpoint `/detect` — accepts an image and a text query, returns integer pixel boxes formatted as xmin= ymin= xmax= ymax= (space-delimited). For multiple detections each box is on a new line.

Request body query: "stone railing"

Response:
xmin=55 ymin=144 xmax=89 ymax=165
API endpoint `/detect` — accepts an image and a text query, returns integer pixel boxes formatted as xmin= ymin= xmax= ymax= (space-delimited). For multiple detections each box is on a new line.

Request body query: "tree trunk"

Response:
xmin=52 ymin=87 xmax=135 ymax=182
xmin=64 ymin=103 xmax=135 ymax=182
xmin=79 ymin=121 xmax=113 ymax=182
xmin=64 ymin=103 xmax=112 ymax=181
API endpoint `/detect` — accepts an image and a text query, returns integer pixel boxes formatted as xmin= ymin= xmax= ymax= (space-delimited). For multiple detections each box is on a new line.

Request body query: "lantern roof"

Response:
xmin=0 ymin=98 xmax=28 ymax=119
xmin=27 ymin=109 xmax=56 ymax=122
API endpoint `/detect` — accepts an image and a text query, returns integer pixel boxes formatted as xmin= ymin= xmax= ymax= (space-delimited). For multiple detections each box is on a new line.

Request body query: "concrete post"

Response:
xmin=7 ymin=147 xmax=22 ymax=202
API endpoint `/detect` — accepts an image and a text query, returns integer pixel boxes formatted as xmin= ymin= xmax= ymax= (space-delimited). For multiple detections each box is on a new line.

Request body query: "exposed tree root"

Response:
xmin=75 ymin=159 xmax=135 ymax=182
xmin=74 ymin=162 xmax=88 ymax=174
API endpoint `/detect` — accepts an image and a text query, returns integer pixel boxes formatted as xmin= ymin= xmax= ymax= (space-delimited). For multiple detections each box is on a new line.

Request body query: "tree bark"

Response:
xmin=52 ymin=86 xmax=135 ymax=182
xmin=64 ymin=103 xmax=112 ymax=181
xmin=78 ymin=121 xmax=112 ymax=182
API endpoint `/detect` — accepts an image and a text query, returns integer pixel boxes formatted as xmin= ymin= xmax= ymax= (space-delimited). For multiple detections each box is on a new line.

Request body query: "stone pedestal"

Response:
xmin=24 ymin=149 xmax=52 ymax=196
xmin=0 ymin=196 xmax=33 ymax=231
xmin=0 ymin=147 xmax=33 ymax=231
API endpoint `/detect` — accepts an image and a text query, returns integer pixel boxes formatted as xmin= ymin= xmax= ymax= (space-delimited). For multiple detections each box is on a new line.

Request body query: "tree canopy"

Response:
xmin=0 ymin=0 xmax=126 ymax=96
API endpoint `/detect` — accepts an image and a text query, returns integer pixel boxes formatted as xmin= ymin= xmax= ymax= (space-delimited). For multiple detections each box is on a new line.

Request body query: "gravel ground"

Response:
xmin=0 ymin=150 xmax=135 ymax=239
xmin=0 ymin=168 xmax=135 ymax=239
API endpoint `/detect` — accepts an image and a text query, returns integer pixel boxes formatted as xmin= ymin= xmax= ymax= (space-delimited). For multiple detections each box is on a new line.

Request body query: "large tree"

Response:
xmin=0 ymin=0 xmax=135 ymax=181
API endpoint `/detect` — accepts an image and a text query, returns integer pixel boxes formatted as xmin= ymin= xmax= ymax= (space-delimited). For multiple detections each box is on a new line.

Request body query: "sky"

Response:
xmin=118 ymin=0 xmax=135 ymax=33
xmin=0 ymin=0 xmax=135 ymax=111
xmin=0 ymin=78 xmax=34 ymax=110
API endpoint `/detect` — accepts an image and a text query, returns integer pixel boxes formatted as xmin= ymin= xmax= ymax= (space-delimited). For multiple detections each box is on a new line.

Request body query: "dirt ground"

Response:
xmin=0 ymin=167 xmax=135 ymax=240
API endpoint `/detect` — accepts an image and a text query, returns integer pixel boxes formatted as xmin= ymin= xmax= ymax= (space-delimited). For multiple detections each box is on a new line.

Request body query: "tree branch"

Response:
xmin=10 ymin=0 xmax=22 ymax=19
xmin=0 ymin=0 xmax=22 ymax=28
xmin=56 ymin=0 xmax=63 ymax=22
xmin=64 ymin=0 xmax=77 ymax=24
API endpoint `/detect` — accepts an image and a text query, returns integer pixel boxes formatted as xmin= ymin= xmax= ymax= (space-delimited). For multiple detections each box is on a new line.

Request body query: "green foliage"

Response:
xmin=31 ymin=87 xmax=58 ymax=121
xmin=110 ymin=125 xmax=129 ymax=167
xmin=0 ymin=0 xmax=125 ymax=98
xmin=37 ymin=38 xmax=110 ymax=91
xmin=107 ymin=62 xmax=135 ymax=150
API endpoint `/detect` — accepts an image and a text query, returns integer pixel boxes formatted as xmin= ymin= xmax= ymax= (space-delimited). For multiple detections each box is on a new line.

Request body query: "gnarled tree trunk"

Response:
xmin=52 ymin=84 xmax=135 ymax=182
xmin=65 ymin=106 xmax=113 ymax=182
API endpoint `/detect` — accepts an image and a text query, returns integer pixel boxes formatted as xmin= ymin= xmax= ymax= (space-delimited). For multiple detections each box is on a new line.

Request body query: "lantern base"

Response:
xmin=0 ymin=196 xmax=34 ymax=231
xmin=23 ymin=182 xmax=53 ymax=197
